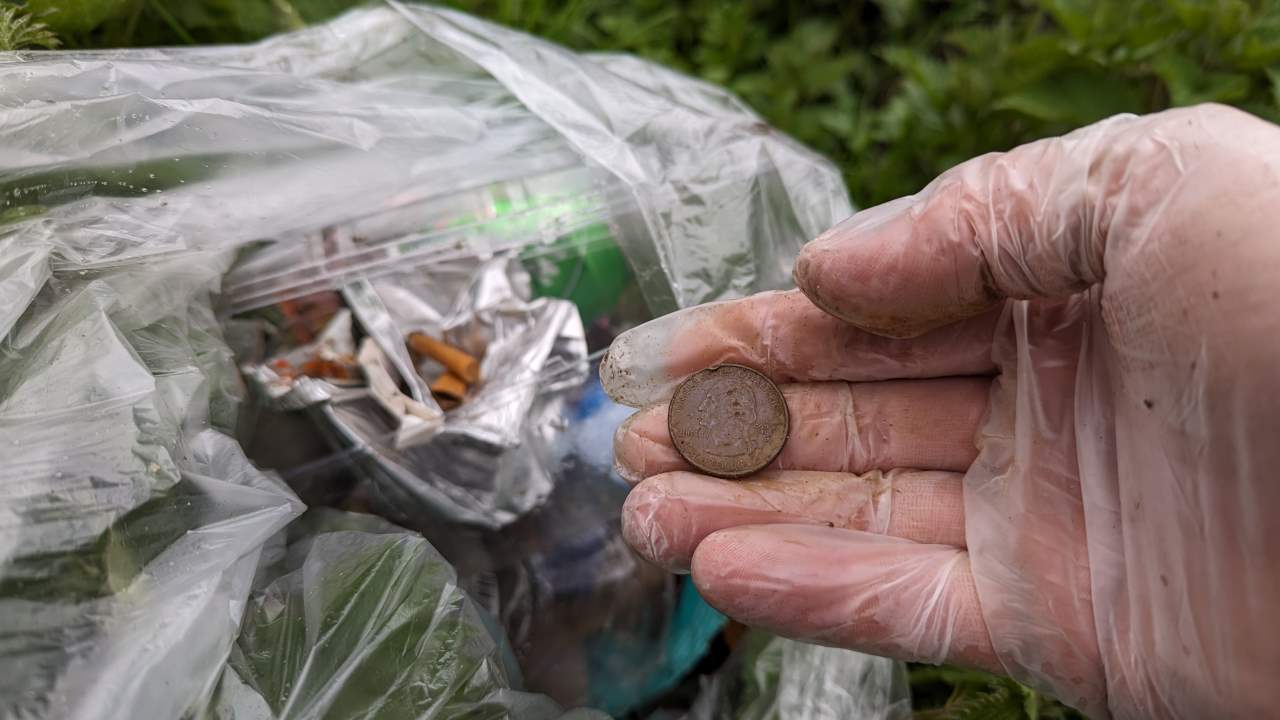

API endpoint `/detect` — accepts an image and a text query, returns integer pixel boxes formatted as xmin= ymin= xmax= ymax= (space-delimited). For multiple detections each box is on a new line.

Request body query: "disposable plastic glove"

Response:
xmin=600 ymin=104 xmax=1280 ymax=719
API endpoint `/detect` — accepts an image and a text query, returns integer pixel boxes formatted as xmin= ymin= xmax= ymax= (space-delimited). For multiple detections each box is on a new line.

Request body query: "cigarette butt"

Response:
xmin=430 ymin=371 xmax=468 ymax=404
xmin=299 ymin=357 xmax=355 ymax=381
xmin=271 ymin=358 xmax=296 ymax=379
xmin=407 ymin=332 xmax=480 ymax=384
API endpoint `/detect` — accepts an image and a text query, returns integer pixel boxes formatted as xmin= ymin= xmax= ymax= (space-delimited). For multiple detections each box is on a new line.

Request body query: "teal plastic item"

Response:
xmin=587 ymin=580 xmax=727 ymax=717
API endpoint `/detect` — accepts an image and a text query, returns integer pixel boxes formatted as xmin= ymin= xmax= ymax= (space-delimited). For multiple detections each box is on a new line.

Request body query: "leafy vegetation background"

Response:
xmin=5 ymin=0 xmax=1277 ymax=717
xmin=7 ymin=0 xmax=1280 ymax=206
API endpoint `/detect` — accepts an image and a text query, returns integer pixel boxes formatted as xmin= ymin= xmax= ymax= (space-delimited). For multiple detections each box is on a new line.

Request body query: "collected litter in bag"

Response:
xmin=682 ymin=630 xmax=913 ymax=720
xmin=235 ymin=254 xmax=588 ymax=529
xmin=1 ymin=2 xmax=868 ymax=717
xmin=407 ymin=366 xmax=726 ymax=716
xmin=225 ymin=198 xmax=730 ymax=713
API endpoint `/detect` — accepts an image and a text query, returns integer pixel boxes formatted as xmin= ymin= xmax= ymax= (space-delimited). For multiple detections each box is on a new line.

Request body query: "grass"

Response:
xmin=5 ymin=0 xmax=1275 ymax=717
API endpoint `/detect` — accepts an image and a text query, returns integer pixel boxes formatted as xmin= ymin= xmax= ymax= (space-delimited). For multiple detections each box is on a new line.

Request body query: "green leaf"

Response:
xmin=1020 ymin=682 xmax=1043 ymax=720
xmin=788 ymin=19 xmax=840 ymax=56
xmin=0 ymin=3 xmax=60 ymax=49
xmin=1154 ymin=52 xmax=1251 ymax=106
xmin=994 ymin=67 xmax=1146 ymax=125
xmin=872 ymin=0 xmax=919 ymax=30
xmin=1033 ymin=0 xmax=1095 ymax=42
xmin=937 ymin=681 xmax=1025 ymax=720
xmin=908 ymin=664 xmax=1007 ymax=688
xmin=880 ymin=44 xmax=951 ymax=99
xmin=1003 ymin=35 xmax=1077 ymax=85
xmin=25 ymin=0 xmax=131 ymax=35
xmin=227 ymin=510 xmax=527 ymax=718
xmin=1234 ymin=5 xmax=1280 ymax=67
xmin=1268 ymin=67 xmax=1280 ymax=111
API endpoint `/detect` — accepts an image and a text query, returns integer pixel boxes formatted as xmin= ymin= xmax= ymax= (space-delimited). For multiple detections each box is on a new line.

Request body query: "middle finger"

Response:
xmin=613 ymin=376 xmax=991 ymax=484
xmin=622 ymin=468 xmax=967 ymax=573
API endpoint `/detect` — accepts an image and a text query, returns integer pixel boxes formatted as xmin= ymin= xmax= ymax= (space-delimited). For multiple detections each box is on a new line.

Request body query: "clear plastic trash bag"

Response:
xmin=0 ymin=2 xmax=863 ymax=718
xmin=1 ymin=2 xmax=850 ymax=316
xmin=0 ymin=242 xmax=305 ymax=719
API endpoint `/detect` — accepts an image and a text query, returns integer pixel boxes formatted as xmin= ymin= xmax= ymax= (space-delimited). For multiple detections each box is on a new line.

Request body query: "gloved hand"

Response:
xmin=600 ymin=104 xmax=1280 ymax=719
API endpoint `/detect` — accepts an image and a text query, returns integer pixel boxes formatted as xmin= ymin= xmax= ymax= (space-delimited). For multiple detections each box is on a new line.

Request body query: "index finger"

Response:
xmin=601 ymin=289 xmax=999 ymax=407
xmin=793 ymin=105 xmax=1274 ymax=338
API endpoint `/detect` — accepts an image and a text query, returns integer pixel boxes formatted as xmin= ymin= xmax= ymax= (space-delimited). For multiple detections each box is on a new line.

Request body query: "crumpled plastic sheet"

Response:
xmin=383 ymin=2 xmax=854 ymax=311
xmin=2 ymin=1 xmax=849 ymax=316
xmin=0 ymin=242 xmax=305 ymax=720
xmin=208 ymin=508 xmax=609 ymax=720
xmin=3 ymin=0 xmax=850 ymax=530
xmin=0 ymin=239 xmax=601 ymax=719
xmin=684 ymin=634 xmax=912 ymax=720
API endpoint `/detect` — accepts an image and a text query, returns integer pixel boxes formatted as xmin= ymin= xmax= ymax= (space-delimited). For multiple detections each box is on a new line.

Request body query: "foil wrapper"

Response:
xmin=243 ymin=255 xmax=587 ymax=528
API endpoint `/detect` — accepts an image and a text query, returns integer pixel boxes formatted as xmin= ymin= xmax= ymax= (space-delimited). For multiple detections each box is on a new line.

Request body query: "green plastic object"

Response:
xmin=523 ymin=223 xmax=633 ymax=327
xmin=427 ymin=179 xmax=635 ymax=327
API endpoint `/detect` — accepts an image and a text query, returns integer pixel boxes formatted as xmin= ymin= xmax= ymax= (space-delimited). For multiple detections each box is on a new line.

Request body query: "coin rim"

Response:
xmin=666 ymin=363 xmax=790 ymax=479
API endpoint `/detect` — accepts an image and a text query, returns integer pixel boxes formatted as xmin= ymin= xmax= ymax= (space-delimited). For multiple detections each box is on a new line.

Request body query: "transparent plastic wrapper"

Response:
xmin=2 ymin=3 xmax=849 ymax=315
xmin=207 ymin=508 xmax=608 ymax=720
xmin=0 ymin=240 xmax=305 ymax=719
xmin=683 ymin=633 xmax=912 ymax=720
xmin=0 ymin=239 xmax=600 ymax=720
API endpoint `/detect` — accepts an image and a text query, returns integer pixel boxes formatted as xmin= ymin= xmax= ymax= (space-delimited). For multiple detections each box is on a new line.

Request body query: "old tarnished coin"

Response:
xmin=667 ymin=364 xmax=789 ymax=479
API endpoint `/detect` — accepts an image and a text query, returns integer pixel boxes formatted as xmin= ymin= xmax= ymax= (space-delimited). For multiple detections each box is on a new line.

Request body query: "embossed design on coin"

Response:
xmin=667 ymin=364 xmax=789 ymax=479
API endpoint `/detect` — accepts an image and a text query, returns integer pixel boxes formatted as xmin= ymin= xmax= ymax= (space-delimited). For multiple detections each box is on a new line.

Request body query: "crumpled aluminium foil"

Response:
xmin=242 ymin=255 xmax=587 ymax=529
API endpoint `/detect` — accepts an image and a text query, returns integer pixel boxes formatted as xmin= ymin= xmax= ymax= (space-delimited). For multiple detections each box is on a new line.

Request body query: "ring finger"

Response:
xmin=622 ymin=468 xmax=967 ymax=572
